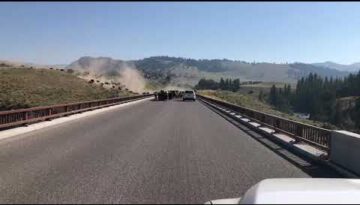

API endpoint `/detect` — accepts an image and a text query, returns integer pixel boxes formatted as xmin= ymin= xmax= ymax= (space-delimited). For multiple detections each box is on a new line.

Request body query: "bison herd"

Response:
xmin=154 ymin=90 xmax=183 ymax=101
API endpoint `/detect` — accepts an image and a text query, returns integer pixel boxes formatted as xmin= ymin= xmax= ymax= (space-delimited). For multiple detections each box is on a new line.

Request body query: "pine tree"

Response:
xmin=232 ymin=79 xmax=240 ymax=92
xmin=220 ymin=78 xmax=225 ymax=90
xmin=225 ymin=79 xmax=230 ymax=90
xmin=269 ymin=85 xmax=278 ymax=106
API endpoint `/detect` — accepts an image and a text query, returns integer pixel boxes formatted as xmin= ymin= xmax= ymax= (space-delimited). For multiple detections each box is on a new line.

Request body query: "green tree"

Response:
xmin=269 ymin=85 xmax=278 ymax=106
xmin=232 ymin=79 xmax=240 ymax=92
xmin=219 ymin=78 xmax=225 ymax=90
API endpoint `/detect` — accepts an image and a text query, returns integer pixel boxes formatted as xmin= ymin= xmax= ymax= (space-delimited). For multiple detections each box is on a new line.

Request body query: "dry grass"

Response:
xmin=199 ymin=90 xmax=330 ymax=128
xmin=0 ymin=67 xmax=131 ymax=110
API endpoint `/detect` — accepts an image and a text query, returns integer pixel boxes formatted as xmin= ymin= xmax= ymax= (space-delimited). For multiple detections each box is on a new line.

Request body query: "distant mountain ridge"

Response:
xmin=0 ymin=59 xmax=67 ymax=69
xmin=66 ymin=56 xmax=350 ymax=87
xmin=1 ymin=57 xmax=351 ymax=88
xmin=312 ymin=61 xmax=360 ymax=72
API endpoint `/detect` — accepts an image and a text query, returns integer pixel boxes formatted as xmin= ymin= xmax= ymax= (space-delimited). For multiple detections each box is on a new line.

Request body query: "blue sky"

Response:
xmin=0 ymin=2 xmax=360 ymax=65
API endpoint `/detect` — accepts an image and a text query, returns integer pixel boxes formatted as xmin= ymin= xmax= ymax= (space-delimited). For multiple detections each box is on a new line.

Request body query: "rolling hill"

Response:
xmin=312 ymin=61 xmax=360 ymax=72
xmin=66 ymin=56 xmax=350 ymax=89
xmin=0 ymin=64 xmax=130 ymax=111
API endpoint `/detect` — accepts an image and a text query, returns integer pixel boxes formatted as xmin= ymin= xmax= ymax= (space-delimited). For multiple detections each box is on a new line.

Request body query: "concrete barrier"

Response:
xmin=330 ymin=130 xmax=360 ymax=175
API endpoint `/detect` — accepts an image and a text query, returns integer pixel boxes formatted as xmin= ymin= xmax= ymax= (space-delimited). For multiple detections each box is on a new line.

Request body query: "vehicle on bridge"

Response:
xmin=205 ymin=178 xmax=360 ymax=204
xmin=183 ymin=90 xmax=196 ymax=101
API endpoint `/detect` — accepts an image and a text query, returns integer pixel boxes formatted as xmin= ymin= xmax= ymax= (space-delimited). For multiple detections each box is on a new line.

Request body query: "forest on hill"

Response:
xmin=268 ymin=72 xmax=360 ymax=132
xmin=195 ymin=71 xmax=360 ymax=133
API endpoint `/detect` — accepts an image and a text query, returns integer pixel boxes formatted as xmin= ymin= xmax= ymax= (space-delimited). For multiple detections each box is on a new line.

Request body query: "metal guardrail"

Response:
xmin=198 ymin=94 xmax=331 ymax=152
xmin=0 ymin=94 xmax=153 ymax=130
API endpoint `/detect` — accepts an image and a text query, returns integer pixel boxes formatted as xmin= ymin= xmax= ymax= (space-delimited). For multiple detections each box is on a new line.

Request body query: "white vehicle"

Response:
xmin=183 ymin=90 xmax=196 ymax=101
xmin=205 ymin=178 xmax=360 ymax=204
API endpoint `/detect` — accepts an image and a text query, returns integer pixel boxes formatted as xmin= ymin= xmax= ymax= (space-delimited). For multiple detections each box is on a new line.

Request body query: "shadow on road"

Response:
xmin=199 ymin=100 xmax=344 ymax=178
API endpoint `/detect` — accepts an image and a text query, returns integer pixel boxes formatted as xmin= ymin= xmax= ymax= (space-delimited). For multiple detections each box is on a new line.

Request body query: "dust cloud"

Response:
xmin=118 ymin=66 xmax=147 ymax=93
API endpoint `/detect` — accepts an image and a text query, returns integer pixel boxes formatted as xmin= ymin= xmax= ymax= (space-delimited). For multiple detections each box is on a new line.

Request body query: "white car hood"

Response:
xmin=207 ymin=178 xmax=360 ymax=204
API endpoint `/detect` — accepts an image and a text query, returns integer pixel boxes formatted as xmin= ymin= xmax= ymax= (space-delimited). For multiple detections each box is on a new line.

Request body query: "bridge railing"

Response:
xmin=0 ymin=94 xmax=153 ymax=130
xmin=198 ymin=94 xmax=331 ymax=152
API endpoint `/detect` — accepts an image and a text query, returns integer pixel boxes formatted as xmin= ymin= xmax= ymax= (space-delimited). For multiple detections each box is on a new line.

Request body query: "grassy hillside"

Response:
xmin=199 ymin=90 xmax=334 ymax=129
xmin=237 ymin=81 xmax=296 ymax=97
xmin=0 ymin=66 xmax=131 ymax=111
xmin=133 ymin=56 xmax=349 ymax=83
xmin=67 ymin=56 xmax=350 ymax=89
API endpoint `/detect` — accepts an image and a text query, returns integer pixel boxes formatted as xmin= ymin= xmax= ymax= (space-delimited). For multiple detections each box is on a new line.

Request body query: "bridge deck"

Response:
xmin=0 ymin=99 xmax=338 ymax=203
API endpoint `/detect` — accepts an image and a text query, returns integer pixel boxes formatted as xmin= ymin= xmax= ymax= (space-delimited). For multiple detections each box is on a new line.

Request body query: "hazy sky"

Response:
xmin=1 ymin=2 xmax=360 ymax=65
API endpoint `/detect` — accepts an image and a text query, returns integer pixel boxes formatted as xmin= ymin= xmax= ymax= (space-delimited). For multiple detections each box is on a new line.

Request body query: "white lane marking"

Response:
xmin=0 ymin=97 xmax=153 ymax=141
xmin=259 ymin=127 xmax=275 ymax=134
xmin=249 ymin=122 xmax=261 ymax=127
xmin=240 ymin=118 xmax=251 ymax=122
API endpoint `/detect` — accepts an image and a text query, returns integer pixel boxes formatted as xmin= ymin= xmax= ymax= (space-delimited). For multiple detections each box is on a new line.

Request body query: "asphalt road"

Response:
xmin=0 ymin=98 xmax=309 ymax=204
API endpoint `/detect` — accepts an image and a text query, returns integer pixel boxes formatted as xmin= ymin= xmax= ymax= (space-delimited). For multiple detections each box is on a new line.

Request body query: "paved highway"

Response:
xmin=0 ymin=99 xmax=312 ymax=203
